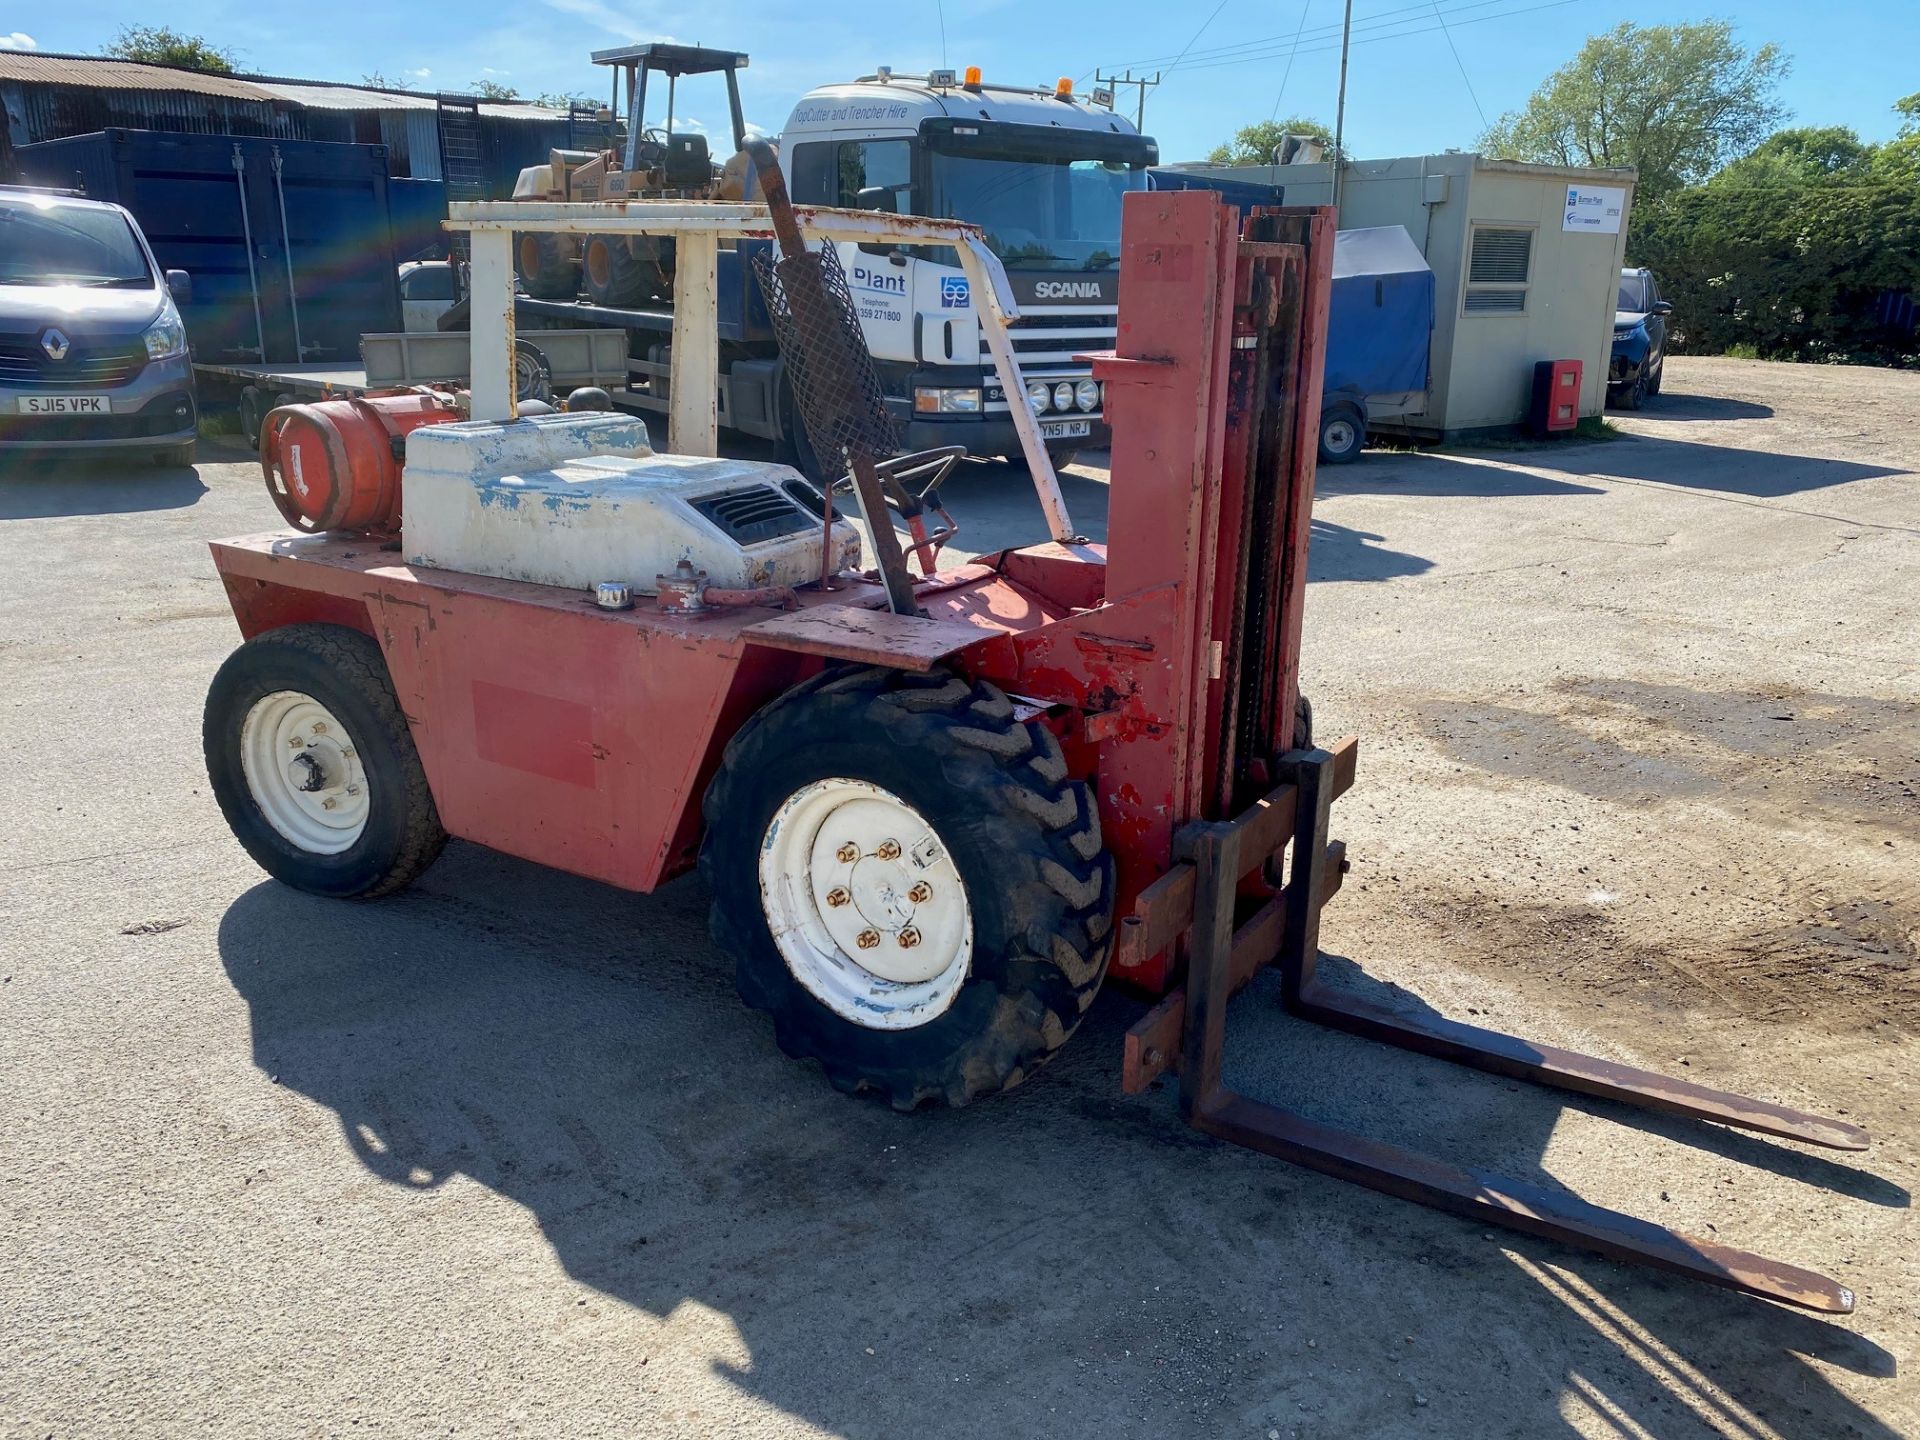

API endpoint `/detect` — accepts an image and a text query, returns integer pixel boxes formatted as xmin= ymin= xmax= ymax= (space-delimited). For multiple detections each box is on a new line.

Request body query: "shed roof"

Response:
xmin=0 ymin=51 xmax=573 ymax=123
xmin=0 ymin=50 xmax=278 ymax=101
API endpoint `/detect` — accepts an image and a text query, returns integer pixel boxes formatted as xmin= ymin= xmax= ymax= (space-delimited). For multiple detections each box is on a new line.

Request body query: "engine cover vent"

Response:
xmin=692 ymin=485 xmax=814 ymax=545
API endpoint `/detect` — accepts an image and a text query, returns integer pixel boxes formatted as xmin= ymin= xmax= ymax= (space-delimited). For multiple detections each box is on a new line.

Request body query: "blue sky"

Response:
xmin=4 ymin=0 xmax=1915 ymax=163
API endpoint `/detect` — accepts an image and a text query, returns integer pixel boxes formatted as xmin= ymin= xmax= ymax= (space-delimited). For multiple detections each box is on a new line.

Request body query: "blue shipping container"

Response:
xmin=17 ymin=128 xmax=404 ymax=365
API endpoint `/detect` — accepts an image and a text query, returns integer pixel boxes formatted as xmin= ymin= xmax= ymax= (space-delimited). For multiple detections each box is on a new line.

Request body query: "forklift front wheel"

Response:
xmin=204 ymin=624 xmax=447 ymax=899
xmin=702 ymin=666 xmax=1114 ymax=1110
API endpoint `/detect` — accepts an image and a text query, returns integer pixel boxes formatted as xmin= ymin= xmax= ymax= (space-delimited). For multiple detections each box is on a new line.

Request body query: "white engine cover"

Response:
xmin=402 ymin=412 xmax=860 ymax=594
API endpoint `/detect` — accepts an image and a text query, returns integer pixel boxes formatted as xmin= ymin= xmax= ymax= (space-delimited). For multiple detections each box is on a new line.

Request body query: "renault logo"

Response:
xmin=40 ymin=328 xmax=70 ymax=361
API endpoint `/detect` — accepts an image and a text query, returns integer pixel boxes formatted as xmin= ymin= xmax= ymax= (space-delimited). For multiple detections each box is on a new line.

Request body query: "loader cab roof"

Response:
xmin=589 ymin=43 xmax=748 ymax=76
xmin=782 ymin=74 xmax=1147 ymax=141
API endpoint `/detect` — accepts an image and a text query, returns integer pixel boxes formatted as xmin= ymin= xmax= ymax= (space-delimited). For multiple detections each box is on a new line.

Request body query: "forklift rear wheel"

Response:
xmin=204 ymin=624 xmax=447 ymax=899
xmin=702 ymin=666 xmax=1114 ymax=1109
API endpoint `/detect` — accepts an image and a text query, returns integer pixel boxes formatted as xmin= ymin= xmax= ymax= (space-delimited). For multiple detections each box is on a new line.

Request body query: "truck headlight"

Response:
xmin=1074 ymin=379 xmax=1101 ymax=413
xmin=143 ymin=306 xmax=188 ymax=361
xmin=1052 ymin=381 xmax=1074 ymax=413
xmin=1025 ymin=380 xmax=1051 ymax=414
xmin=913 ymin=386 xmax=983 ymax=414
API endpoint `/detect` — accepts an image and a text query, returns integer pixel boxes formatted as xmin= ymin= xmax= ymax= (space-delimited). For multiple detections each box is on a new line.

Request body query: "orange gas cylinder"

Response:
xmin=260 ymin=391 xmax=463 ymax=537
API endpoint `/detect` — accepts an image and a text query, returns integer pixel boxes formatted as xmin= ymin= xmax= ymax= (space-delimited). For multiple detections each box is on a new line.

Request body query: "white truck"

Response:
xmin=507 ymin=50 xmax=1157 ymax=472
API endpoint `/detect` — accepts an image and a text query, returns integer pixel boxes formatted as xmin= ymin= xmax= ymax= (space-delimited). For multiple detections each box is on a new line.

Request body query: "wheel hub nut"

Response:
xmin=825 ymin=886 xmax=850 ymax=907
xmin=836 ymin=842 xmax=859 ymax=864
xmin=876 ymin=839 xmax=901 ymax=861
xmin=897 ymin=927 xmax=921 ymax=949
xmin=856 ymin=929 xmax=881 ymax=949
xmin=906 ymin=881 xmax=932 ymax=904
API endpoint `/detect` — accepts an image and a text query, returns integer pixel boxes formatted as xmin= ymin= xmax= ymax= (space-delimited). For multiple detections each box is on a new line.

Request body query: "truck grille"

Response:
xmin=0 ymin=333 xmax=149 ymax=389
xmin=1008 ymin=309 xmax=1117 ymax=377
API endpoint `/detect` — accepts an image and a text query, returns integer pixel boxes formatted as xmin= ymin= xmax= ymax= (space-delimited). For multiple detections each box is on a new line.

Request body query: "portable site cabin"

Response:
xmin=1160 ymin=152 xmax=1637 ymax=438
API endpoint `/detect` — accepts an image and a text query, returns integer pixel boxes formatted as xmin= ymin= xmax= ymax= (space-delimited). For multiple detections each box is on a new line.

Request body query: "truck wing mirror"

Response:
xmin=855 ymin=185 xmax=899 ymax=215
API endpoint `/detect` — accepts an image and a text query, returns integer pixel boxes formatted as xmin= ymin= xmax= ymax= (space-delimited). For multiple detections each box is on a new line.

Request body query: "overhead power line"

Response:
xmin=1430 ymin=0 xmax=1488 ymax=129
xmin=1103 ymin=0 xmax=1521 ymax=71
xmin=1162 ymin=0 xmax=1579 ymax=78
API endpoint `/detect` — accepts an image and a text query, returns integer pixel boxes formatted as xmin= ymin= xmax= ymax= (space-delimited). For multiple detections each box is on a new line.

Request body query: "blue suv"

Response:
xmin=1608 ymin=267 xmax=1671 ymax=410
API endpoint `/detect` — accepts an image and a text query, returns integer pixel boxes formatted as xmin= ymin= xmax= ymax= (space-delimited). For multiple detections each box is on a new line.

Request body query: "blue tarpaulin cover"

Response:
xmin=1326 ymin=225 xmax=1433 ymax=401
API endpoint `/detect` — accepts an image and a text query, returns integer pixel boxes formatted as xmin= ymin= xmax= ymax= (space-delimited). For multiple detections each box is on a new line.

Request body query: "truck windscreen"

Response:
xmin=922 ymin=124 xmax=1152 ymax=271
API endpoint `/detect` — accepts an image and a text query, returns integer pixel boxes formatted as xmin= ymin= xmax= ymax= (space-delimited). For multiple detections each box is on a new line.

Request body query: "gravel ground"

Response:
xmin=2 ymin=355 xmax=1914 ymax=1438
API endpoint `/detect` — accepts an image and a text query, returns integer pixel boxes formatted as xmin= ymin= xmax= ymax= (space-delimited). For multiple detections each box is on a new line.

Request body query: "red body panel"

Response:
xmin=209 ymin=192 xmax=1339 ymax=1000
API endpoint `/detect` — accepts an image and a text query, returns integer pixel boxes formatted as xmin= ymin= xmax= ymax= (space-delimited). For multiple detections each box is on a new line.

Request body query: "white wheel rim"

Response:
xmin=759 ymin=778 xmax=973 ymax=1030
xmin=239 ymin=691 xmax=370 ymax=855
xmin=1325 ymin=418 xmax=1357 ymax=453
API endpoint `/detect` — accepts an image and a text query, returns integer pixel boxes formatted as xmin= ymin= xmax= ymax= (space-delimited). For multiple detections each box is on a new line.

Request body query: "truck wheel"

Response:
xmin=517 ymin=232 xmax=579 ymax=299
xmin=239 ymin=387 xmax=266 ymax=448
xmin=204 ymin=624 xmax=446 ymax=899
xmin=701 ymin=666 xmax=1114 ymax=1109
xmin=1317 ymin=402 xmax=1365 ymax=464
xmin=582 ymin=235 xmax=656 ymax=307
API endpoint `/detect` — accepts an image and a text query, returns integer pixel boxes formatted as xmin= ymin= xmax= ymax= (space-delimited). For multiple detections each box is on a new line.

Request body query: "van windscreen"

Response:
xmin=0 ymin=199 xmax=154 ymax=288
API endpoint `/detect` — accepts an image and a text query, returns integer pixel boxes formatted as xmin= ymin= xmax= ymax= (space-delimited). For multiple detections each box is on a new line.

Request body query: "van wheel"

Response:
xmin=702 ymin=666 xmax=1114 ymax=1109
xmin=153 ymin=442 xmax=196 ymax=468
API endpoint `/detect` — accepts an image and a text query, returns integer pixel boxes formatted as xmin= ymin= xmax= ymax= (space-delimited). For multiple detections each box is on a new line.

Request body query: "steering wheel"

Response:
xmin=832 ymin=446 xmax=968 ymax=573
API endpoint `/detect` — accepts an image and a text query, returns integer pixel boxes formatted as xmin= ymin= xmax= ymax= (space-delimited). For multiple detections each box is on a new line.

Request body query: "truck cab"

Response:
xmin=778 ymin=70 xmax=1155 ymax=462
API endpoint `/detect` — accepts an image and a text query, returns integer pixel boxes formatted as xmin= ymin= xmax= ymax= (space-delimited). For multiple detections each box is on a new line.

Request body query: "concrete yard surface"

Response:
xmin=1 ymin=355 xmax=1915 ymax=1437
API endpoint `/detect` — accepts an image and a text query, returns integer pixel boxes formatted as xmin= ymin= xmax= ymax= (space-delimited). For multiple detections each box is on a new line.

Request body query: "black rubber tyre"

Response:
xmin=204 ymin=624 xmax=447 ymax=899
xmin=239 ymin=386 xmax=266 ymax=448
xmin=583 ymin=234 xmax=666 ymax=307
xmin=513 ymin=338 xmax=554 ymax=405
xmin=1317 ymin=400 xmax=1366 ymax=465
xmin=1294 ymin=690 xmax=1314 ymax=751
xmin=701 ymin=666 xmax=1114 ymax=1110
xmin=1612 ymin=371 xmax=1646 ymax=411
xmin=153 ymin=441 xmax=196 ymax=468
xmin=516 ymin=232 xmax=579 ymax=299
xmin=1646 ymin=353 xmax=1664 ymax=396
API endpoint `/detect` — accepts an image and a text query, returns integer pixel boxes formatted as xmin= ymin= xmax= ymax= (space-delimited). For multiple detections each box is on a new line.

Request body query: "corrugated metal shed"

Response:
xmin=0 ymin=52 xmax=279 ymax=99
xmin=1 ymin=52 xmax=584 ymax=192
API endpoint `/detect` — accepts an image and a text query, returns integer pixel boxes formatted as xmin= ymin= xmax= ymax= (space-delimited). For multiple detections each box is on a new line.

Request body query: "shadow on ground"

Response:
xmin=1621 ymin=391 xmax=1775 ymax=423
xmin=0 ymin=457 xmax=207 ymax=517
xmin=218 ymin=847 xmax=1898 ymax=1439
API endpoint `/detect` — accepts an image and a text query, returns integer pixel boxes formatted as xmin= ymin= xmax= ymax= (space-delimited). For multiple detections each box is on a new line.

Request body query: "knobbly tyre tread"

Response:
xmin=700 ymin=665 xmax=1114 ymax=1110
xmin=516 ymin=232 xmax=580 ymax=299
xmin=203 ymin=623 xmax=446 ymax=899
xmin=583 ymin=234 xmax=663 ymax=307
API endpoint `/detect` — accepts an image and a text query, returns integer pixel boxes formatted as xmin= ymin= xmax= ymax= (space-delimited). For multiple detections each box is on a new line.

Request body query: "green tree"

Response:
xmin=1712 ymin=125 xmax=1875 ymax=189
xmin=1875 ymin=92 xmax=1920 ymax=180
xmin=1479 ymin=22 xmax=1788 ymax=198
xmin=469 ymin=79 xmax=520 ymax=101
xmin=104 ymin=24 xmax=236 ymax=74
xmin=1206 ymin=117 xmax=1334 ymax=166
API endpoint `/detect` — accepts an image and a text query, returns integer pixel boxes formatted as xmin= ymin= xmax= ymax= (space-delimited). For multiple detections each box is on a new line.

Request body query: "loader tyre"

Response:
xmin=204 ymin=624 xmax=446 ymax=899
xmin=517 ymin=232 xmax=579 ymax=299
xmin=583 ymin=234 xmax=669 ymax=307
xmin=701 ymin=666 xmax=1114 ymax=1110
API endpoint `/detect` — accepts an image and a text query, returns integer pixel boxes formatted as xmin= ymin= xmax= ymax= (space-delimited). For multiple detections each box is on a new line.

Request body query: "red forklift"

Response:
xmin=204 ymin=174 xmax=1868 ymax=1314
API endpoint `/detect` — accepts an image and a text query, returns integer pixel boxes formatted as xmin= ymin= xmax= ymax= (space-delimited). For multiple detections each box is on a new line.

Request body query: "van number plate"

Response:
xmin=19 ymin=395 xmax=110 ymax=415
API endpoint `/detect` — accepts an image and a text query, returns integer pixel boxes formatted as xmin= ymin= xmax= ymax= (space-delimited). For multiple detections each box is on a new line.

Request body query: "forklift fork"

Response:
xmin=1121 ymin=739 xmax=1866 ymax=1314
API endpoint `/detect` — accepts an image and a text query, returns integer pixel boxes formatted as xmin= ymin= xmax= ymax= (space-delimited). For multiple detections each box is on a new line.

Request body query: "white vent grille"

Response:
xmin=1469 ymin=227 xmax=1533 ymax=284
xmin=1464 ymin=287 xmax=1527 ymax=314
